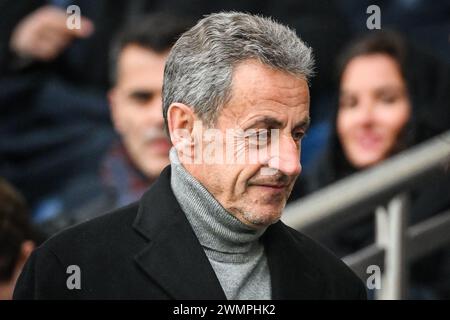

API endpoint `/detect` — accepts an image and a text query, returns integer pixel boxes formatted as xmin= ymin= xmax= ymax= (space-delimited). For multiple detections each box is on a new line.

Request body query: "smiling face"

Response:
xmin=182 ymin=60 xmax=310 ymax=228
xmin=337 ymin=54 xmax=411 ymax=169
xmin=109 ymin=44 xmax=171 ymax=178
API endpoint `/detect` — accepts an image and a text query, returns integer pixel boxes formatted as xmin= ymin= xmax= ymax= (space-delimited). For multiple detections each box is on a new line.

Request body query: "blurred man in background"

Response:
xmin=37 ymin=14 xmax=192 ymax=236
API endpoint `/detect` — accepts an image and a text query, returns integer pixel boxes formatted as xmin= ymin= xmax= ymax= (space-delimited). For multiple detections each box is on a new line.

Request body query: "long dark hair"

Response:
xmin=310 ymin=30 xmax=450 ymax=190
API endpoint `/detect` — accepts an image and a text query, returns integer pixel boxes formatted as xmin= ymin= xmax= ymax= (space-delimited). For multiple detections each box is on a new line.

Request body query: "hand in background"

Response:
xmin=9 ymin=5 xmax=94 ymax=62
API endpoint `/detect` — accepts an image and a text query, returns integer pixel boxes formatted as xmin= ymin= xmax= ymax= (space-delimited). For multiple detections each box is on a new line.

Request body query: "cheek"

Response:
xmin=120 ymin=118 xmax=149 ymax=151
xmin=199 ymin=165 xmax=232 ymax=199
xmin=337 ymin=110 xmax=353 ymax=142
xmin=223 ymin=165 xmax=257 ymax=196
xmin=124 ymin=109 xmax=148 ymax=133
xmin=379 ymin=103 xmax=410 ymax=139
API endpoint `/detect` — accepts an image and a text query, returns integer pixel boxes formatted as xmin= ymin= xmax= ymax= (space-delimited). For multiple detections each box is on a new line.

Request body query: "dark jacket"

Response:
xmin=13 ymin=166 xmax=366 ymax=300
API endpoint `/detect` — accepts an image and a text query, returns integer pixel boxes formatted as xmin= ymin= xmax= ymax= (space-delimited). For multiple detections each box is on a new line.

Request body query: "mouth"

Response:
xmin=355 ymin=134 xmax=383 ymax=150
xmin=148 ymin=138 xmax=171 ymax=154
xmin=251 ymin=184 xmax=288 ymax=193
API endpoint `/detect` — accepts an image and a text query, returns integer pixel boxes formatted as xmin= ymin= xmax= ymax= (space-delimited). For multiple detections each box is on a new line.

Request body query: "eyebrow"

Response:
xmin=244 ymin=116 xmax=284 ymax=129
xmin=293 ymin=116 xmax=311 ymax=132
xmin=243 ymin=115 xmax=311 ymax=132
xmin=128 ymin=90 xmax=155 ymax=99
xmin=340 ymin=85 xmax=406 ymax=97
xmin=373 ymin=86 xmax=406 ymax=96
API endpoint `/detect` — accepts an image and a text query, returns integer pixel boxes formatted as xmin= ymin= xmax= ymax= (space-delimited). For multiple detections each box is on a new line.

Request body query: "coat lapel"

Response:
xmin=263 ymin=221 xmax=325 ymax=299
xmin=132 ymin=166 xmax=226 ymax=300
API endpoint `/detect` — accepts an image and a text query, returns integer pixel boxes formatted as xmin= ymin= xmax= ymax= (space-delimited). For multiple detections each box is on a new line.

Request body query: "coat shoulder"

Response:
xmin=14 ymin=202 xmax=147 ymax=299
xmin=40 ymin=201 xmax=142 ymax=262
xmin=283 ymin=223 xmax=367 ymax=299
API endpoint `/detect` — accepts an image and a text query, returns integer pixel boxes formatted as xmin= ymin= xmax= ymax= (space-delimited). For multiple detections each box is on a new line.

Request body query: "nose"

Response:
xmin=268 ymin=134 xmax=302 ymax=177
xmin=147 ymin=96 xmax=165 ymax=128
xmin=356 ymin=99 xmax=376 ymax=126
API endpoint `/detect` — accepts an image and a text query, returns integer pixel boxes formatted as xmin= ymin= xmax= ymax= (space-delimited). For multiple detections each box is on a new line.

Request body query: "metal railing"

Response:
xmin=282 ymin=130 xmax=450 ymax=299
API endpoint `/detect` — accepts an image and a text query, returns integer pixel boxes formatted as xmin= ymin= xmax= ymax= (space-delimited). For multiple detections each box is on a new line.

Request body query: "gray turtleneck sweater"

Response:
xmin=169 ymin=148 xmax=271 ymax=300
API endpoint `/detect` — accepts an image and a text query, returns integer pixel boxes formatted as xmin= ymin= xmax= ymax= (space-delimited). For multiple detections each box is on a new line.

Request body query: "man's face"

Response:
xmin=109 ymin=44 xmax=171 ymax=178
xmin=185 ymin=60 xmax=310 ymax=228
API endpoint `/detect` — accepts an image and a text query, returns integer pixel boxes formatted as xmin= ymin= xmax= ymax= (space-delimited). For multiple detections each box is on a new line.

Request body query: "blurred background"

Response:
xmin=0 ymin=0 xmax=449 ymax=300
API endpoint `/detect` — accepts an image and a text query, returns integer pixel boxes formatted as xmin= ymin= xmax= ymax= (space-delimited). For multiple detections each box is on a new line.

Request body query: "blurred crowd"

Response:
xmin=1 ymin=0 xmax=449 ymax=299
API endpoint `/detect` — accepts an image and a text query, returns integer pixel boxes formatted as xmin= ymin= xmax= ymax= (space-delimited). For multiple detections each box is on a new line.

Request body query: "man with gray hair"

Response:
xmin=14 ymin=12 xmax=366 ymax=300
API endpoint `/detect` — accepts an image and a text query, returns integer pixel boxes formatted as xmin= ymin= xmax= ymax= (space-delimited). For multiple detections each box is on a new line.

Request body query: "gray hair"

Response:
xmin=162 ymin=12 xmax=314 ymax=128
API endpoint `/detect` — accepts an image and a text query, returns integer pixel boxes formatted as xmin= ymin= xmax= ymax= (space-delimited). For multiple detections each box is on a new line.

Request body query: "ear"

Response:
xmin=13 ymin=240 xmax=35 ymax=278
xmin=167 ymin=103 xmax=196 ymax=145
xmin=19 ymin=241 xmax=35 ymax=260
xmin=108 ymin=88 xmax=125 ymax=135
xmin=167 ymin=103 xmax=202 ymax=163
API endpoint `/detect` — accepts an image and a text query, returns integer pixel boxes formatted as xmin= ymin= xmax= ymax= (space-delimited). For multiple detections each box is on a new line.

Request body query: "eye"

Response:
xmin=379 ymin=94 xmax=397 ymax=104
xmin=256 ymin=129 xmax=270 ymax=141
xmin=246 ymin=129 xmax=270 ymax=147
xmin=292 ymin=131 xmax=305 ymax=142
xmin=130 ymin=91 xmax=155 ymax=105
xmin=339 ymin=95 xmax=357 ymax=109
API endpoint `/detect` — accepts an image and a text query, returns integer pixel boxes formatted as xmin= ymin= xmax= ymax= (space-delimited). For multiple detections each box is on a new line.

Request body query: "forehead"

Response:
xmin=341 ymin=54 xmax=405 ymax=90
xmin=117 ymin=44 xmax=168 ymax=87
xmin=220 ymin=60 xmax=310 ymax=125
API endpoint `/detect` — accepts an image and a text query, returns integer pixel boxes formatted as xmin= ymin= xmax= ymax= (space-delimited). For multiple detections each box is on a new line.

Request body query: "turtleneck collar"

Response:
xmin=169 ymin=148 xmax=267 ymax=259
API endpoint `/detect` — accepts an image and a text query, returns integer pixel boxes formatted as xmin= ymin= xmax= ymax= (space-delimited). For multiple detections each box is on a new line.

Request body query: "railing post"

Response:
xmin=375 ymin=193 xmax=409 ymax=300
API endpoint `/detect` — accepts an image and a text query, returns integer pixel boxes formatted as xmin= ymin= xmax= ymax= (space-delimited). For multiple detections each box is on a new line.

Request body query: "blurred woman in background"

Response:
xmin=290 ymin=31 xmax=450 ymax=299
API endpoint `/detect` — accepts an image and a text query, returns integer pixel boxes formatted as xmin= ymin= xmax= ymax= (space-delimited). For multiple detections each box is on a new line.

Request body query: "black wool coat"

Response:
xmin=14 ymin=166 xmax=367 ymax=300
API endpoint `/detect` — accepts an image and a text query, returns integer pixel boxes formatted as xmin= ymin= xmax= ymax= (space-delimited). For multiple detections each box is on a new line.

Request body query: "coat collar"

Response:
xmin=132 ymin=165 xmax=324 ymax=299
xmin=133 ymin=165 xmax=227 ymax=299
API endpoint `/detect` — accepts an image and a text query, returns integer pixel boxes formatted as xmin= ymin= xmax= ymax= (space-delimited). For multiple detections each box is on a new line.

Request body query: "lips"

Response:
xmin=258 ymin=184 xmax=287 ymax=188
xmin=356 ymin=133 xmax=383 ymax=150
xmin=251 ymin=184 xmax=288 ymax=193
xmin=149 ymin=138 xmax=171 ymax=154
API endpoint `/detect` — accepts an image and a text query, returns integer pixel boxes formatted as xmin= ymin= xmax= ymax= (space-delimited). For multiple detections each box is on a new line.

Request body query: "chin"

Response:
xmin=352 ymin=156 xmax=383 ymax=169
xmin=242 ymin=207 xmax=283 ymax=227
xmin=142 ymin=162 xmax=169 ymax=178
xmin=349 ymin=148 xmax=389 ymax=169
